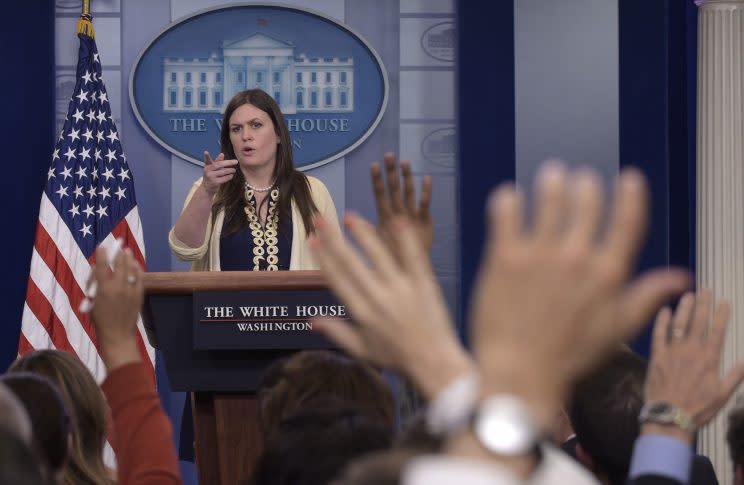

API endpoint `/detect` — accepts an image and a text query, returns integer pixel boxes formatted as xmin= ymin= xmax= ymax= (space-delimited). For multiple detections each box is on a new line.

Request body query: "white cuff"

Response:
xmin=426 ymin=371 xmax=480 ymax=435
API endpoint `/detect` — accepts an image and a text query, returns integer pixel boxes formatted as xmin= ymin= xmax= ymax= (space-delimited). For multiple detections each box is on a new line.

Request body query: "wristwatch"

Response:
xmin=638 ymin=402 xmax=696 ymax=433
xmin=472 ymin=394 xmax=540 ymax=456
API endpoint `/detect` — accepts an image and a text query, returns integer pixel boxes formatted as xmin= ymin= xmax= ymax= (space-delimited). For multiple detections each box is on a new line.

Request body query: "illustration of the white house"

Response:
xmin=162 ymin=32 xmax=354 ymax=114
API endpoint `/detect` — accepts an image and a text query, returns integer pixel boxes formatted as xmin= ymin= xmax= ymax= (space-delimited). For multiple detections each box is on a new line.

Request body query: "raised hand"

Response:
xmin=201 ymin=151 xmax=238 ymax=196
xmin=89 ymin=246 xmax=144 ymax=370
xmin=469 ymin=163 xmax=690 ymax=426
xmin=171 ymin=151 xmax=239 ymax=248
xmin=644 ymin=289 xmax=744 ymax=442
xmin=371 ymin=152 xmax=433 ymax=260
xmin=309 ymin=213 xmax=472 ymax=400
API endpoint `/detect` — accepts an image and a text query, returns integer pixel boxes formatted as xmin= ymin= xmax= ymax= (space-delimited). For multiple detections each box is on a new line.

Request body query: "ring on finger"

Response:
xmin=672 ymin=327 xmax=685 ymax=339
xmin=127 ymin=274 xmax=137 ymax=285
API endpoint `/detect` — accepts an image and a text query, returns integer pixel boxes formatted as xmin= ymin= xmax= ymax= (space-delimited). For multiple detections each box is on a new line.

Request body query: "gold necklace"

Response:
xmin=244 ymin=187 xmax=280 ymax=271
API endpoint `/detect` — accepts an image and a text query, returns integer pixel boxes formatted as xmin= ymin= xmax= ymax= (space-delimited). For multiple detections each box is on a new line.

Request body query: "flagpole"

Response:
xmin=77 ymin=0 xmax=95 ymax=38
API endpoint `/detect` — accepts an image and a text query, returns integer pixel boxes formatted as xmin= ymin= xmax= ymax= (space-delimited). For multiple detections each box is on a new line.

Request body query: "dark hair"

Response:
xmin=251 ymin=397 xmax=393 ymax=485
xmin=727 ymin=403 xmax=744 ymax=468
xmin=569 ymin=350 xmax=647 ymax=485
xmin=10 ymin=350 xmax=114 ymax=485
xmin=0 ymin=372 xmax=70 ymax=474
xmin=214 ymin=89 xmax=318 ymax=237
xmin=394 ymin=409 xmax=443 ymax=453
xmin=257 ymin=350 xmax=395 ymax=440
xmin=0 ymin=428 xmax=46 ymax=485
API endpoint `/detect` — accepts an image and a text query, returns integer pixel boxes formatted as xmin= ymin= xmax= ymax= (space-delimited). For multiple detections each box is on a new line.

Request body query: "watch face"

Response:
xmin=474 ymin=395 xmax=537 ymax=455
xmin=640 ymin=402 xmax=696 ymax=432
xmin=650 ymin=403 xmax=672 ymax=415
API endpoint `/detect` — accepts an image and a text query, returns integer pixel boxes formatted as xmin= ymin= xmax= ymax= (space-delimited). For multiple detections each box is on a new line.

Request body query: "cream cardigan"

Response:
xmin=168 ymin=175 xmax=340 ymax=271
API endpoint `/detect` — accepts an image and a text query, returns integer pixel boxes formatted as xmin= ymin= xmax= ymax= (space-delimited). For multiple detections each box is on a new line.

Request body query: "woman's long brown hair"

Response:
xmin=10 ymin=350 xmax=115 ymax=485
xmin=212 ymin=89 xmax=318 ymax=237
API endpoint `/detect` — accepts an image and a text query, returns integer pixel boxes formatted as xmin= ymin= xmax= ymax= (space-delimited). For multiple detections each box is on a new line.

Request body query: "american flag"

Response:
xmin=18 ymin=24 xmax=155 ymax=384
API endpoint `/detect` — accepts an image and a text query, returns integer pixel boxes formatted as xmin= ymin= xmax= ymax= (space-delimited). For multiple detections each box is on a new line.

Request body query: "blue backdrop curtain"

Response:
xmin=619 ymin=0 xmax=698 ymax=357
xmin=0 ymin=1 xmax=55 ymax=371
xmin=457 ymin=1 xmax=516 ymax=341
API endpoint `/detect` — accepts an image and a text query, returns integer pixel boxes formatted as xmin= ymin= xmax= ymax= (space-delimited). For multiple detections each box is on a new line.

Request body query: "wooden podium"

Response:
xmin=142 ymin=271 xmax=333 ymax=485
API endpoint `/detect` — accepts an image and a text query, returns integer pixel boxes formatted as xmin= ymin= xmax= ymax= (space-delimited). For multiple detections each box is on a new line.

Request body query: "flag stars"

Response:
xmin=72 ymin=108 xmax=85 ymax=123
xmin=75 ymin=90 xmax=88 ymax=104
xmin=64 ymin=147 xmax=76 ymax=161
xmin=83 ymin=204 xmax=95 ymax=218
xmin=114 ymin=186 xmax=127 ymax=200
xmin=86 ymin=110 xmax=97 ymax=123
xmin=78 ymin=147 xmax=91 ymax=161
xmin=98 ymin=186 xmax=111 ymax=201
xmin=96 ymin=111 xmax=106 ymax=123
xmin=81 ymin=70 xmax=92 ymax=84
xmin=80 ymin=223 xmax=92 ymax=238
xmin=106 ymin=130 xmax=119 ymax=143
xmin=52 ymin=148 xmax=59 ymax=161
xmin=60 ymin=166 xmax=73 ymax=180
xmin=93 ymin=52 xmax=100 ymax=63
xmin=96 ymin=130 xmax=105 ymax=143
xmin=99 ymin=91 xmax=108 ymax=104
xmin=68 ymin=203 xmax=80 ymax=218
xmin=67 ymin=128 xmax=80 ymax=142
xmin=94 ymin=148 xmax=102 ymax=162
xmin=82 ymin=128 xmax=94 ymax=142
xmin=102 ymin=166 xmax=115 ymax=181
xmin=86 ymin=186 xmax=97 ymax=199
xmin=117 ymin=168 xmax=130 ymax=182
xmin=91 ymin=167 xmax=99 ymax=180
xmin=104 ymin=149 xmax=117 ymax=164
xmin=55 ymin=184 xmax=69 ymax=199
xmin=73 ymin=185 xmax=83 ymax=198
xmin=47 ymin=167 xmax=55 ymax=180
xmin=75 ymin=166 xmax=87 ymax=179
xmin=96 ymin=205 xmax=109 ymax=219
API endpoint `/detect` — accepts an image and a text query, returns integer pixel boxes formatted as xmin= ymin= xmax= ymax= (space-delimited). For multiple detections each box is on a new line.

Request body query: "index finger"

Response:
xmin=203 ymin=151 xmax=214 ymax=165
xmin=94 ymin=246 xmax=113 ymax=280
xmin=112 ymin=246 xmax=129 ymax=286
xmin=651 ymin=306 xmax=672 ymax=355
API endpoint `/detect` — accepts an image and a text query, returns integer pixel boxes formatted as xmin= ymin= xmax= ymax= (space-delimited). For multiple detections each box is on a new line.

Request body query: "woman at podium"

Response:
xmin=166 ymin=88 xmax=342 ymax=463
xmin=168 ymin=88 xmax=341 ymax=271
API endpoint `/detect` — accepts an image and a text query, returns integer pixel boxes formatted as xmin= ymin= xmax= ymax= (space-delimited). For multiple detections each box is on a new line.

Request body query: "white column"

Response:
xmin=289 ymin=55 xmax=296 ymax=112
xmin=268 ymin=55 xmax=274 ymax=96
xmin=222 ymin=58 xmax=229 ymax=107
xmin=696 ymin=1 xmax=744 ymax=482
xmin=245 ymin=56 xmax=251 ymax=90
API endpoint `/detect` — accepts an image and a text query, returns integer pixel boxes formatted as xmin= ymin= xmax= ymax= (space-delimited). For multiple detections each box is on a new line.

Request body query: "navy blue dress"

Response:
xmin=219 ymin=208 xmax=293 ymax=271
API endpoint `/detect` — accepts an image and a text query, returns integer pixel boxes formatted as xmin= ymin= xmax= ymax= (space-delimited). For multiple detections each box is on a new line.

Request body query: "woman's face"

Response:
xmin=228 ymin=103 xmax=280 ymax=172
